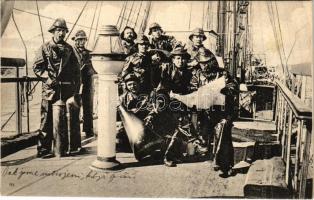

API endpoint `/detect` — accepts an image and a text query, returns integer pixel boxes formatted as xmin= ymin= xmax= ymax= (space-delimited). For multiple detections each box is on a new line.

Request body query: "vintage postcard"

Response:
xmin=1 ymin=0 xmax=313 ymax=198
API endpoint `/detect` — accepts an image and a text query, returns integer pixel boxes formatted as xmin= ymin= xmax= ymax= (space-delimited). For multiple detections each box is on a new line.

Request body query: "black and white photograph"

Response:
xmin=1 ymin=0 xmax=313 ymax=198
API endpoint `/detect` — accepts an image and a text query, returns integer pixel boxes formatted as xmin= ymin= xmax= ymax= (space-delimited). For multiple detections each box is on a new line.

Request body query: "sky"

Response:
xmin=1 ymin=1 xmax=312 ymax=70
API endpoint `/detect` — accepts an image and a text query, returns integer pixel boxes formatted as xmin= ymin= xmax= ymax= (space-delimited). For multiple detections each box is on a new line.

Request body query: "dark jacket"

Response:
xmin=121 ymin=39 xmax=137 ymax=56
xmin=72 ymin=45 xmax=97 ymax=84
xmin=157 ymin=63 xmax=193 ymax=95
xmin=33 ymin=39 xmax=81 ymax=102
xmin=149 ymin=35 xmax=177 ymax=52
xmin=121 ymin=52 xmax=159 ymax=94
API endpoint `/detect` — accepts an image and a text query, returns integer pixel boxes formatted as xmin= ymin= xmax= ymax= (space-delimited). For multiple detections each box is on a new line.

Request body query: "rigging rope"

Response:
xmin=206 ymin=1 xmax=211 ymax=30
xmin=87 ymin=1 xmax=98 ymax=47
xmin=130 ymin=2 xmax=139 ymax=28
xmin=266 ymin=2 xmax=291 ymax=85
xmin=188 ymin=2 xmax=192 ymax=30
xmin=65 ymin=1 xmax=88 ymax=41
xmin=35 ymin=0 xmax=45 ymax=44
xmin=126 ymin=1 xmax=135 ymax=27
xmin=93 ymin=1 xmax=103 ymax=42
xmin=274 ymin=2 xmax=287 ymax=62
xmin=116 ymin=1 xmax=125 ymax=28
xmin=118 ymin=1 xmax=128 ymax=30
xmin=139 ymin=1 xmax=151 ymax=34
xmin=134 ymin=1 xmax=143 ymax=28
xmin=202 ymin=1 xmax=205 ymax=29
xmin=13 ymin=8 xmax=96 ymax=31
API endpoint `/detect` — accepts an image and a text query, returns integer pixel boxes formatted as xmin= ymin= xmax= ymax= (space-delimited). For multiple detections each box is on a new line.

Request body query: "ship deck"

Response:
xmin=1 ymin=139 xmax=248 ymax=197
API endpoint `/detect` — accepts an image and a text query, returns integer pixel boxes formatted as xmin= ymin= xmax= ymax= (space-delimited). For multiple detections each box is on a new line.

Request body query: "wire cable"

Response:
xmin=126 ymin=1 xmax=135 ymax=27
xmin=134 ymin=1 xmax=143 ymax=28
xmin=65 ymin=1 xmax=88 ymax=41
xmin=87 ymin=1 xmax=98 ymax=47
xmin=35 ymin=0 xmax=45 ymax=44
xmin=188 ymin=2 xmax=192 ymax=30
xmin=93 ymin=1 xmax=103 ymax=42
xmin=13 ymin=8 xmax=95 ymax=31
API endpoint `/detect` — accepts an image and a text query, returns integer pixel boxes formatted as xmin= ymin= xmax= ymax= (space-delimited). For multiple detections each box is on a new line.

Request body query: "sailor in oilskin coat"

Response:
xmin=148 ymin=22 xmax=177 ymax=52
xmin=187 ymin=28 xmax=210 ymax=67
xmin=120 ymin=26 xmax=138 ymax=56
xmin=72 ymin=30 xmax=97 ymax=138
xmin=190 ymin=47 xmax=238 ymax=177
xmin=120 ymin=34 xmax=159 ymax=95
xmin=157 ymin=46 xmax=207 ymax=167
xmin=157 ymin=46 xmax=194 ymax=95
xmin=33 ymin=18 xmax=81 ymax=157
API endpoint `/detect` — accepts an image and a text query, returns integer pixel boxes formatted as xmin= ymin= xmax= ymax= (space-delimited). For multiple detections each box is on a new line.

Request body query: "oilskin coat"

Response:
xmin=149 ymin=35 xmax=177 ymax=52
xmin=33 ymin=40 xmax=81 ymax=102
xmin=157 ymin=63 xmax=194 ymax=95
xmin=187 ymin=44 xmax=208 ymax=60
xmin=33 ymin=39 xmax=80 ymax=154
xmin=73 ymin=45 xmax=97 ymax=136
xmin=190 ymin=64 xmax=238 ymax=173
xmin=121 ymin=52 xmax=159 ymax=94
xmin=121 ymin=39 xmax=137 ymax=56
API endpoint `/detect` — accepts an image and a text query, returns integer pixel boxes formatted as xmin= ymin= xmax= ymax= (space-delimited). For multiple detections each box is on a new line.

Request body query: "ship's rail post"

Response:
xmin=1 ymin=57 xmax=42 ymax=137
xmin=275 ymin=79 xmax=312 ymax=198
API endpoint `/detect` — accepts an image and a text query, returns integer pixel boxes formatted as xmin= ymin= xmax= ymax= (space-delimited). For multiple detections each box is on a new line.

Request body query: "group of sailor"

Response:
xmin=33 ymin=18 xmax=238 ymax=177
xmin=119 ymin=23 xmax=238 ymax=177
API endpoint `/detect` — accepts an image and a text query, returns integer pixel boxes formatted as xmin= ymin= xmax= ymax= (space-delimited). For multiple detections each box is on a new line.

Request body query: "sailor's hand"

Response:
xmin=151 ymin=53 xmax=161 ymax=63
xmin=188 ymin=59 xmax=198 ymax=67
xmin=74 ymin=93 xmax=82 ymax=107
xmin=46 ymin=78 xmax=59 ymax=87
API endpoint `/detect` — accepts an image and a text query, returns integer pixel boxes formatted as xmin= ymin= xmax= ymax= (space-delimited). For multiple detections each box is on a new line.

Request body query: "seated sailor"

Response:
xmin=157 ymin=45 xmax=208 ymax=167
xmin=148 ymin=22 xmax=177 ymax=52
xmin=187 ymin=28 xmax=210 ymax=68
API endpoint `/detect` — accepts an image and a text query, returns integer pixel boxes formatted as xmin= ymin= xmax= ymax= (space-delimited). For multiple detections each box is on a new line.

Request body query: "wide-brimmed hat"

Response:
xmin=195 ymin=47 xmax=214 ymax=63
xmin=48 ymin=18 xmax=69 ymax=33
xmin=189 ymin=28 xmax=207 ymax=41
xmin=120 ymin=26 xmax=137 ymax=40
xmin=148 ymin=22 xmax=163 ymax=35
xmin=170 ymin=46 xmax=190 ymax=59
xmin=71 ymin=30 xmax=87 ymax=41
xmin=123 ymin=73 xmax=139 ymax=83
xmin=134 ymin=34 xmax=149 ymax=45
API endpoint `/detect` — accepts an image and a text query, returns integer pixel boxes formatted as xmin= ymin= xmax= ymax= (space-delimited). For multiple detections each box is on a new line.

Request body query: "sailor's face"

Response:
xmin=192 ymin=35 xmax=203 ymax=46
xmin=53 ymin=28 xmax=67 ymax=43
xmin=75 ymin=38 xmax=87 ymax=48
xmin=151 ymin=28 xmax=162 ymax=39
xmin=138 ymin=43 xmax=148 ymax=53
xmin=173 ymin=55 xmax=185 ymax=68
xmin=124 ymin=28 xmax=135 ymax=40
xmin=126 ymin=81 xmax=138 ymax=93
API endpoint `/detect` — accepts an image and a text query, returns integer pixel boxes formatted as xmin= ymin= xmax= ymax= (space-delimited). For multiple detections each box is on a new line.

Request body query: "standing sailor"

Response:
xmin=72 ymin=30 xmax=97 ymax=138
xmin=33 ymin=18 xmax=81 ymax=157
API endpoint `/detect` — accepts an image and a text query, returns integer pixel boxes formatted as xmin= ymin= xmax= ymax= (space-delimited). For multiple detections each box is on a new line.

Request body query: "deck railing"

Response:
xmin=1 ymin=57 xmax=41 ymax=137
xmin=275 ymin=79 xmax=312 ymax=198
